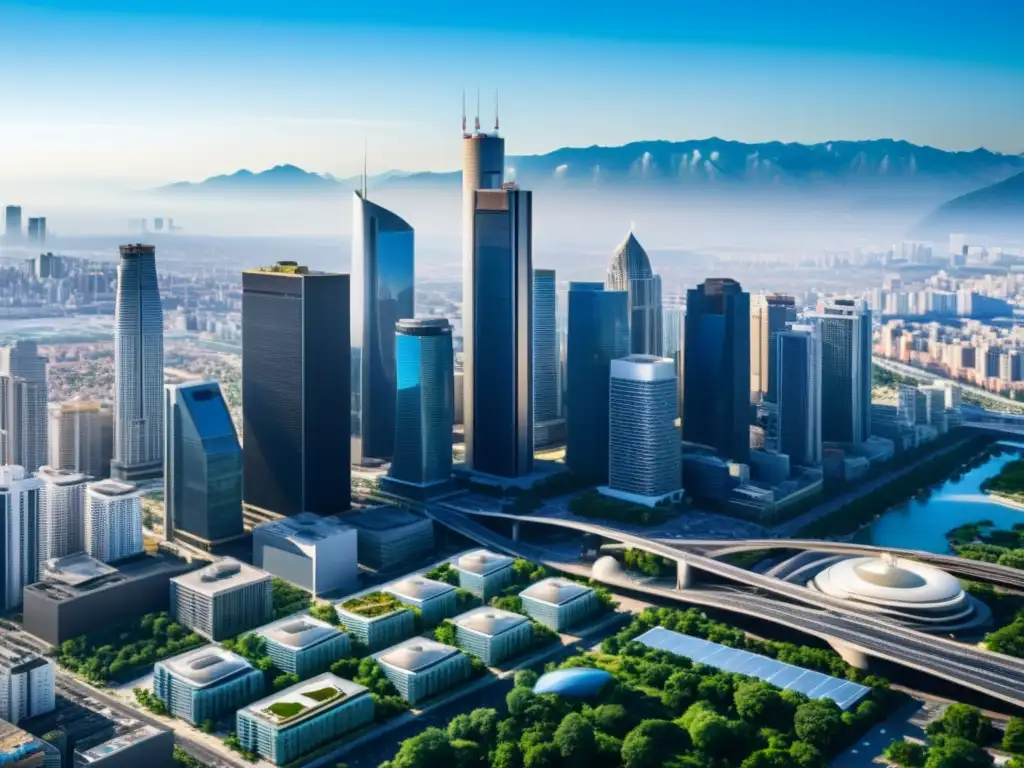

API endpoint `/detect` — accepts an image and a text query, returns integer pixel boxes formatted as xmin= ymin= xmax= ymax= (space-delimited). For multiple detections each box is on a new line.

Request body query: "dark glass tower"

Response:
xmin=683 ymin=278 xmax=750 ymax=463
xmin=809 ymin=298 xmax=872 ymax=444
xmin=242 ymin=263 xmax=350 ymax=517
xmin=164 ymin=380 xmax=244 ymax=551
xmin=351 ymin=191 xmax=415 ymax=465
xmin=565 ymin=283 xmax=629 ymax=481
xmin=776 ymin=325 xmax=822 ymax=467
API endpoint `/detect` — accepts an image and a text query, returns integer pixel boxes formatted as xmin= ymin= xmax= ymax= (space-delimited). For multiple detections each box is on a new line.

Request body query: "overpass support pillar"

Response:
xmin=676 ymin=560 xmax=692 ymax=590
xmin=512 ymin=522 xmax=521 ymax=542
xmin=827 ymin=640 xmax=869 ymax=670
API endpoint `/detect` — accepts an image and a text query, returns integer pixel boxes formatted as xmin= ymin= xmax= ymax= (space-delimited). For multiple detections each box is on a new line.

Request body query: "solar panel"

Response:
xmin=634 ymin=627 xmax=870 ymax=711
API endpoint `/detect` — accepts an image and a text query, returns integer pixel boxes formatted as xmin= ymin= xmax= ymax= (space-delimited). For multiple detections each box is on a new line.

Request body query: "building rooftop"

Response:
xmin=337 ymin=591 xmax=407 ymax=621
xmin=161 ymin=645 xmax=254 ymax=688
xmin=374 ymin=637 xmax=461 ymax=674
xmin=256 ymin=512 xmax=355 ymax=547
xmin=609 ymin=231 xmax=653 ymax=279
xmin=241 ymin=673 xmax=367 ymax=729
xmin=384 ymin=576 xmax=455 ymax=603
xmin=0 ymin=720 xmax=51 ymax=764
xmin=41 ymin=552 xmax=118 ymax=587
xmin=86 ymin=479 xmax=140 ymax=499
xmin=27 ymin=551 xmax=196 ymax=603
xmin=172 ymin=557 xmax=270 ymax=597
xmin=453 ymin=606 xmax=529 ymax=638
xmin=256 ymin=615 xmax=345 ymax=650
xmin=0 ymin=646 xmax=50 ymax=675
xmin=343 ymin=505 xmax=429 ymax=532
xmin=455 ymin=549 xmax=514 ymax=576
xmin=37 ymin=466 xmax=88 ymax=486
xmin=520 ymin=577 xmax=593 ymax=607
xmin=77 ymin=724 xmax=163 ymax=764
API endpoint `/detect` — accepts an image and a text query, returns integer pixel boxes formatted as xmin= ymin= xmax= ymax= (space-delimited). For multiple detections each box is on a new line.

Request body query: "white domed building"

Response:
xmin=806 ymin=553 xmax=989 ymax=633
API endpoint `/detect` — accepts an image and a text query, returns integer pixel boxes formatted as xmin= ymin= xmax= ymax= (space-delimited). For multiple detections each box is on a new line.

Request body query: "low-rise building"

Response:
xmin=0 ymin=719 xmax=61 ymax=768
xmin=252 ymin=513 xmax=358 ymax=596
xmin=519 ymin=578 xmax=598 ymax=631
xmin=335 ymin=592 xmax=415 ymax=652
xmin=453 ymin=550 xmax=515 ymax=601
xmin=383 ymin=576 xmax=457 ymax=627
xmin=152 ymin=645 xmax=264 ymax=725
xmin=372 ymin=637 xmax=471 ymax=705
xmin=73 ymin=723 xmax=174 ymax=768
xmin=343 ymin=506 xmax=434 ymax=572
xmin=170 ymin=558 xmax=272 ymax=640
xmin=255 ymin=616 xmax=350 ymax=677
xmin=235 ymin=673 xmax=374 ymax=766
xmin=452 ymin=606 xmax=532 ymax=665
xmin=0 ymin=648 xmax=55 ymax=725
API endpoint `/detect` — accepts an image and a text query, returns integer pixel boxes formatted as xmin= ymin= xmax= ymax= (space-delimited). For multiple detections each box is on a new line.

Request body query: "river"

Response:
xmin=852 ymin=442 xmax=1024 ymax=553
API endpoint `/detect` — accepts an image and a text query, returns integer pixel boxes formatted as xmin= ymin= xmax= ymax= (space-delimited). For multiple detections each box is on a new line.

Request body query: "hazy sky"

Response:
xmin=2 ymin=0 xmax=1023 ymax=184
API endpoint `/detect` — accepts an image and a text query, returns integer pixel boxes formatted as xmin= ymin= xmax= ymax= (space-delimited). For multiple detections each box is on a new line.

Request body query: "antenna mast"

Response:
xmin=494 ymin=89 xmax=499 ymax=132
xmin=474 ymin=88 xmax=480 ymax=132
xmin=461 ymin=90 xmax=467 ymax=134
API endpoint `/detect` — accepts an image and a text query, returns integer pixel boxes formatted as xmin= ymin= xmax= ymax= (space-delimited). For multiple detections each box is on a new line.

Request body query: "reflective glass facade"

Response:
xmin=777 ymin=326 xmax=823 ymax=466
xmin=351 ymin=193 xmax=415 ymax=464
xmin=533 ymin=269 xmax=559 ymax=425
xmin=809 ymin=299 xmax=872 ymax=444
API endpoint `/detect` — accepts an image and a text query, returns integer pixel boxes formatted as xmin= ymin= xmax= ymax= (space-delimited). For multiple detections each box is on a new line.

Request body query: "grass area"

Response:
xmin=339 ymin=591 xmax=405 ymax=618
xmin=304 ymin=686 xmax=339 ymax=703
xmin=272 ymin=578 xmax=312 ymax=620
xmin=266 ymin=701 xmax=306 ymax=719
xmin=982 ymin=454 xmax=1024 ymax=502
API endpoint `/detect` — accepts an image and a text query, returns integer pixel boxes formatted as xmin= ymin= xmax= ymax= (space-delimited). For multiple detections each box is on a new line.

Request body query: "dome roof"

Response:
xmin=385 ymin=577 xmax=452 ymax=601
xmin=456 ymin=607 xmax=527 ymax=636
xmin=592 ymin=556 xmax=625 ymax=582
xmin=608 ymin=231 xmax=652 ymax=281
xmin=852 ymin=558 xmax=926 ymax=589
xmin=811 ymin=554 xmax=964 ymax=607
xmin=521 ymin=578 xmax=591 ymax=606
xmin=378 ymin=639 xmax=458 ymax=672
xmin=456 ymin=550 xmax=512 ymax=575
xmin=533 ymin=668 xmax=612 ymax=698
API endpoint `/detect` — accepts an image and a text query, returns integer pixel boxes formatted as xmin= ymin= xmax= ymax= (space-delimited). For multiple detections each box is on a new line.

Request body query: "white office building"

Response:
xmin=0 ymin=647 xmax=55 ymax=725
xmin=372 ymin=637 xmax=471 ymax=705
xmin=256 ymin=615 xmax=351 ymax=677
xmin=252 ymin=512 xmax=358 ymax=596
xmin=84 ymin=479 xmax=143 ymax=563
xmin=37 ymin=466 xmax=87 ymax=562
xmin=171 ymin=558 xmax=273 ymax=640
xmin=0 ymin=465 xmax=42 ymax=611
xmin=153 ymin=645 xmax=264 ymax=726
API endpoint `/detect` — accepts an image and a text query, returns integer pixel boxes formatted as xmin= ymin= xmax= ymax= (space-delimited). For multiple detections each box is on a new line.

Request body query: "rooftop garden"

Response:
xmin=263 ymin=686 xmax=342 ymax=723
xmin=340 ymin=591 xmax=405 ymax=618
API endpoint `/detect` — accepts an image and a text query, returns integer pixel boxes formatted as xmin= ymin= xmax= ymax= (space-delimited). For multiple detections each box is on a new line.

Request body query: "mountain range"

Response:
xmin=914 ymin=171 xmax=1024 ymax=239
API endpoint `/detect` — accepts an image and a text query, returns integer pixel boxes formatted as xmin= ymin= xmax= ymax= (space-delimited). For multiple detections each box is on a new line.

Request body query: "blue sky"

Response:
xmin=1 ymin=0 xmax=1023 ymax=183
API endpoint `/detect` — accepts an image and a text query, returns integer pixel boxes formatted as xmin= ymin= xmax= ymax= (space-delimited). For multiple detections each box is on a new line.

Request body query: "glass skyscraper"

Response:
xmin=351 ymin=191 xmax=414 ymax=465
xmin=565 ymin=283 xmax=629 ymax=482
xmin=164 ymin=380 xmax=244 ymax=551
xmin=683 ymin=278 xmax=750 ymax=463
xmin=750 ymin=293 xmax=796 ymax=404
xmin=242 ymin=263 xmax=350 ymax=518
xmin=111 ymin=244 xmax=164 ymax=482
xmin=776 ymin=324 xmax=822 ymax=467
xmin=606 ymin=231 xmax=663 ymax=356
xmin=387 ymin=318 xmax=454 ymax=492
xmin=808 ymin=298 xmax=872 ymax=445
xmin=533 ymin=269 xmax=562 ymax=447
xmin=0 ymin=340 xmax=48 ymax=474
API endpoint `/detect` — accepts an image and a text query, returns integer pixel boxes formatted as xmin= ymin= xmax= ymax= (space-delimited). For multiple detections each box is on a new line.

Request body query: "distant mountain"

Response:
xmin=153 ymin=139 xmax=1024 ymax=195
xmin=915 ymin=171 xmax=1024 ymax=239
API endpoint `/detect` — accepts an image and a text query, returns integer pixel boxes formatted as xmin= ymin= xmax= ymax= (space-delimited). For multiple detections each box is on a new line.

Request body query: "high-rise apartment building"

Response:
xmin=386 ymin=319 xmax=454 ymax=495
xmin=604 ymin=355 xmax=681 ymax=505
xmin=606 ymin=231 xmax=663 ymax=356
xmin=662 ymin=298 xmax=686 ymax=416
xmin=808 ymin=298 xmax=872 ymax=445
xmin=565 ymin=283 xmax=629 ymax=482
xmin=0 ymin=466 xmax=41 ymax=611
xmin=683 ymin=278 xmax=751 ymax=463
xmin=533 ymin=269 xmax=564 ymax=447
xmin=26 ymin=218 xmax=46 ymax=244
xmin=465 ymin=186 xmax=533 ymax=477
xmin=0 ymin=341 xmax=48 ymax=475
xmin=0 ymin=649 xmax=54 ymax=725
xmin=351 ymin=190 xmax=414 ymax=465
xmin=4 ymin=206 xmax=22 ymax=243
xmin=242 ymin=263 xmax=350 ymax=517
xmin=37 ymin=466 xmax=87 ymax=562
xmin=750 ymin=293 xmax=796 ymax=403
xmin=48 ymin=401 xmax=112 ymax=479
xmin=84 ymin=479 xmax=143 ymax=563
xmin=776 ymin=324 xmax=822 ymax=467
xmin=165 ymin=381 xmax=243 ymax=552
xmin=111 ymin=244 xmax=164 ymax=482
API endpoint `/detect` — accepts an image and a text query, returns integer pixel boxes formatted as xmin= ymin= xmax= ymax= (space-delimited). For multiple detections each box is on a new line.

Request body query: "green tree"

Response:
xmin=620 ymin=720 xmax=690 ymax=768
xmin=585 ymin=704 xmax=632 ymax=737
xmin=433 ymin=621 xmax=457 ymax=646
xmin=451 ymin=739 xmax=485 ymax=768
xmin=386 ymin=728 xmax=455 ymax=768
xmin=491 ymin=742 xmax=523 ymax=768
xmin=923 ymin=736 xmax=993 ymax=768
xmin=514 ymin=669 xmax=539 ymax=689
xmin=1004 ymin=716 xmax=1024 ymax=754
xmin=884 ymin=740 xmax=927 ymax=768
xmin=734 ymin=681 xmax=792 ymax=730
xmin=552 ymin=713 xmax=596 ymax=766
xmin=523 ymin=743 xmax=559 ymax=768
xmin=793 ymin=700 xmax=843 ymax=750
xmin=928 ymin=704 xmax=994 ymax=746
xmin=787 ymin=740 xmax=822 ymax=768
xmin=740 ymin=748 xmax=797 ymax=768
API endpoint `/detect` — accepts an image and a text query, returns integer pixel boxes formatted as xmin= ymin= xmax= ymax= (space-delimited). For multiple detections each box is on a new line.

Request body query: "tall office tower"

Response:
xmin=36 ymin=466 xmax=87 ymax=561
xmin=604 ymin=355 xmax=681 ymax=505
xmin=26 ymin=217 xmax=46 ymax=244
xmin=750 ymin=293 xmax=796 ymax=403
xmin=111 ymin=244 xmax=164 ymax=482
xmin=242 ymin=263 xmax=350 ymax=517
xmin=776 ymin=324 xmax=823 ymax=467
xmin=4 ymin=206 xmax=22 ymax=242
xmin=466 ymin=185 xmax=533 ymax=477
xmin=351 ymin=189 xmax=414 ymax=465
xmin=662 ymin=299 xmax=686 ymax=416
xmin=606 ymin=230 xmax=663 ymax=356
xmin=461 ymin=103 xmax=507 ymax=470
xmin=0 ymin=341 xmax=48 ymax=474
xmin=683 ymin=278 xmax=751 ymax=463
xmin=48 ymin=401 xmax=112 ymax=479
xmin=165 ymin=381 xmax=243 ymax=552
xmin=385 ymin=319 xmax=454 ymax=496
xmin=83 ymin=479 xmax=143 ymax=563
xmin=808 ymin=298 xmax=872 ymax=444
xmin=533 ymin=269 xmax=564 ymax=447
xmin=0 ymin=466 xmax=41 ymax=611
xmin=565 ymin=283 xmax=629 ymax=482
xmin=0 ymin=652 xmax=54 ymax=725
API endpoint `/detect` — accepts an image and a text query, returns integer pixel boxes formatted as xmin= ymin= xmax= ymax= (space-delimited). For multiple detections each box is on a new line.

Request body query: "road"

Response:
xmin=873 ymin=356 xmax=1024 ymax=414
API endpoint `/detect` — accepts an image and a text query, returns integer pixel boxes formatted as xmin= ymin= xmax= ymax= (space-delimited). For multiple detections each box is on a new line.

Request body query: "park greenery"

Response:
xmin=339 ymin=591 xmax=406 ymax=618
xmin=172 ymin=746 xmax=206 ymax=767
xmin=570 ymin=489 xmax=673 ymax=527
xmin=882 ymin=704 xmax=1024 ymax=768
xmin=981 ymin=455 xmax=1024 ymax=503
xmin=272 ymin=578 xmax=312 ymax=619
xmin=383 ymin=607 xmax=901 ymax=768
xmin=58 ymin=611 xmax=204 ymax=684
xmin=622 ymin=549 xmax=675 ymax=579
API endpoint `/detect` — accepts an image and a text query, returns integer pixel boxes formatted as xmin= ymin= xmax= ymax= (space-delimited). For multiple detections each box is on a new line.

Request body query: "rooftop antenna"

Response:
xmin=461 ymin=90 xmax=467 ymax=134
xmin=474 ymin=88 xmax=480 ymax=132
xmin=494 ymin=89 xmax=500 ymax=132
xmin=629 ymin=220 xmax=636 ymax=233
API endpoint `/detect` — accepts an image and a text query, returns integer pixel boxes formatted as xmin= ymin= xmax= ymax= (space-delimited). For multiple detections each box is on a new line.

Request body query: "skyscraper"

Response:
xmin=84 ymin=479 xmax=143 ymax=563
xmin=683 ymin=278 xmax=750 ymax=463
xmin=565 ymin=283 xmax=629 ymax=481
xmin=750 ymin=293 xmax=796 ymax=403
xmin=533 ymin=268 xmax=563 ymax=447
xmin=0 ymin=465 xmax=41 ymax=611
xmin=605 ymin=355 xmax=681 ymax=505
xmin=351 ymin=190 xmax=414 ymax=465
xmin=0 ymin=341 xmax=48 ymax=474
xmin=111 ymin=244 xmax=164 ymax=482
xmin=662 ymin=298 xmax=686 ymax=416
xmin=606 ymin=230 xmax=663 ymax=356
xmin=242 ymin=262 xmax=350 ymax=518
xmin=385 ymin=318 xmax=454 ymax=496
xmin=4 ymin=206 xmax=22 ymax=243
xmin=165 ymin=380 xmax=244 ymax=551
xmin=808 ymin=298 xmax=872 ymax=444
xmin=36 ymin=466 xmax=87 ymax=562
xmin=26 ymin=217 xmax=46 ymax=244
xmin=776 ymin=324 xmax=823 ymax=467
xmin=48 ymin=401 xmax=112 ymax=479
xmin=466 ymin=186 xmax=533 ymax=477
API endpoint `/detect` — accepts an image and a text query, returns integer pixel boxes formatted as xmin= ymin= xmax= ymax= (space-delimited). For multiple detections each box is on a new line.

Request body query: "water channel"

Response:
xmin=852 ymin=441 xmax=1024 ymax=553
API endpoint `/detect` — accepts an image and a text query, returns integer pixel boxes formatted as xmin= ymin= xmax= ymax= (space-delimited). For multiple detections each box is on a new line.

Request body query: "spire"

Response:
xmin=494 ymin=89 xmax=500 ymax=132
xmin=474 ymin=88 xmax=480 ymax=132
xmin=461 ymin=90 xmax=467 ymax=134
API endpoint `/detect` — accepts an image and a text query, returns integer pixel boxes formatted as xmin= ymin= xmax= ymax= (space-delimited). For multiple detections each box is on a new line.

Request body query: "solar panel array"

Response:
xmin=634 ymin=627 xmax=870 ymax=710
